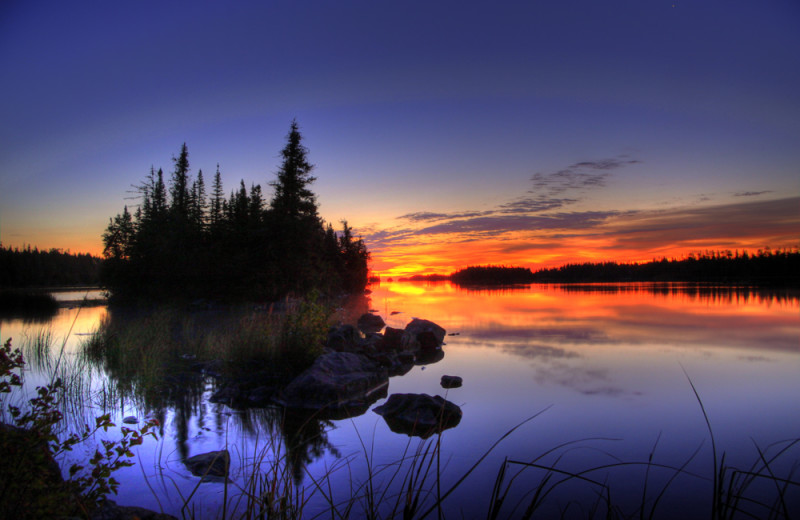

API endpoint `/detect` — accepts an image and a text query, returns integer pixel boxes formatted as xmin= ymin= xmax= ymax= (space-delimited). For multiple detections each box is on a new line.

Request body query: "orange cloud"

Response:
xmin=364 ymin=197 xmax=800 ymax=277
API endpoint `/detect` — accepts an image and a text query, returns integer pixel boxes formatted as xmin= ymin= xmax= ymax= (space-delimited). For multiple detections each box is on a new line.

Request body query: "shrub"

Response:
xmin=0 ymin=337 xmax=158 ymax=519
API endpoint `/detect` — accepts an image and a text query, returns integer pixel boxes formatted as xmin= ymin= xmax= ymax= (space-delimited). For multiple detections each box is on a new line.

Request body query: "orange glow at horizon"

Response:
xmin=363 ymin=197 xmax=800 ymax=278
xmin=367 ymin=235 xmax=799 ymax=279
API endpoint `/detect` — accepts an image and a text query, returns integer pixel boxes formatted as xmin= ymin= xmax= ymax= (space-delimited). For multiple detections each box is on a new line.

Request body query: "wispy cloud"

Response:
xmin=397 ymin=210 xmax=490 ymax=223
xmin=529 ymin=157 xmax=640 ymax=196
xmin=734 ymin=190 xmax=772 ymax=197
xmin=392 ymin=156 xmax=637 ymax=227
xmin=498 ymin=197 xmax=577 ymax=214
xmin=358 ymin=154 xmax=797 ymax=275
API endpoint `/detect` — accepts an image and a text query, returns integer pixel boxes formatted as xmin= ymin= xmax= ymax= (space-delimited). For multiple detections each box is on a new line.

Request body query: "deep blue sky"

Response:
xmin=1 ymin=1 xmax=798 ymax=274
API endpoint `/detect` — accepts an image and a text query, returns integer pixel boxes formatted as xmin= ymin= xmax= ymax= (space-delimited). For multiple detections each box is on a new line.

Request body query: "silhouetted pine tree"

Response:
xmin=270 ymin=120 xmax=317 ymax=221
xmin=170 ymin=143 xmax=191 ymax=219
xmin=210 ymin=165 xmax=225 ymax=230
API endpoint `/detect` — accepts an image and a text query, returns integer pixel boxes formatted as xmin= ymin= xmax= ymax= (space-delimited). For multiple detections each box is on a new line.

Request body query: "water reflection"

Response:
xmin=3 ymin=284 xmax=798 ymax=518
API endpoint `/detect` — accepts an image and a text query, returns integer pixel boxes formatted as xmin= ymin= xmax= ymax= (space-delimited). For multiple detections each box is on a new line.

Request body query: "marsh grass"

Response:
xmin=154 ymin=397 xmax=799 ymax=520
xmin=81 ymin=296 xmax=331 ymax=403
xmin=21 ymin=326 xmax=55 ymax=372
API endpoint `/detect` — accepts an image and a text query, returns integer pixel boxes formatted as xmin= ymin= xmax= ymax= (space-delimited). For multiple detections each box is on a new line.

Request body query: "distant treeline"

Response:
xmin=0 ymin=244 xmax=101 ymax=287
xmin=448 ymin=249 xmax=799 ymax=286
xmin=530 ymin=249 xmax=799 ymax=285
xmin=102 ymin=121 xmax=369 ymax=302
xmin=450 ymin=265 xmax=535 ymax=285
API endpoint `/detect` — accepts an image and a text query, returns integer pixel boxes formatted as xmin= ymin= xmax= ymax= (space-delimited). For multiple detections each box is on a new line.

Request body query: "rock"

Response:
xmin=368 ymin=350 xmax=414 ymax=377
xmin=245 ymin=385 xmax=279 ymax=406
xmin=122 ymin=415 xmax=138 ymax=424
xmin=381 ymin=327 xmax=405 ymax=351
xmin=397 ymin=351 xmax=415 ymax=365
xmin=402 ymin=319 xmax=446 ymax=350
xmin=0 ymin=424 xmax=64 ymax=512
xmin=190 ymin=359 xmax=224 ymax=378
xmin=91 ymin=499 xmax=177 ymax=519
xmin=417 ymin=331 xmax=440 ymax=351
xmin=360 ymin=332 xmax=385 ymax=351
xmin=184 ymin=449 xmax=230 ymax=478
xmin=209 ymin=384 xmax=241 ymax=406
xmin=274 ymin=352 xmax=389 ymax=414
xmin=374 ymin=393 xmax=462 ymax=438
xmin=327 ymin=324 xmax=363 ymax=352
xmin=415 ymin=348 xmax=445 ymax=365
xmin=358 ymin=313 xmax=386 ymax=334
xmin=440 ymin=375 xmax=463 ymax=388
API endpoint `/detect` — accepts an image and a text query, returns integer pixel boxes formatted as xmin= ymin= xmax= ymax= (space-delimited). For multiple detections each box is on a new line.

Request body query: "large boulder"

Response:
xmin=373 ymin=393 xmax=462 ymax=438
xmin=402 ymin=319 xmax=446 ymax=351
xmin=184 ymin=449 xmax=230 ymax=478
xmin=275 ymin=352 xmax=389 ymax=414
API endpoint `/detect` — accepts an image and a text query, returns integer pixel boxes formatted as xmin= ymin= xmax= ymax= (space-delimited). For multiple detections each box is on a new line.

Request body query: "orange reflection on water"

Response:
xmin=0 ymin=305 xmax=107 ymax=354
xmin=368 ymin=281 xmax=799 ymax=355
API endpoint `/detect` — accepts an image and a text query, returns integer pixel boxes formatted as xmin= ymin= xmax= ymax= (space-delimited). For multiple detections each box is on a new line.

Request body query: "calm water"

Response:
xmin=1 ymin=283 xmax=798 ymax=518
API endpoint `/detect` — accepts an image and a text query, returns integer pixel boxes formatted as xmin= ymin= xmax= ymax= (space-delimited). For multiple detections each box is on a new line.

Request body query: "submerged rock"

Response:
xmin=440 ymin=375 xmax=463 ymax=388
xmin=373 ymin=393 xmax=462 ymax=438
xmin=184 ymin=449 xmax=230 ymax=478
xmin=275 ymin=351 xmax=389 ymax=414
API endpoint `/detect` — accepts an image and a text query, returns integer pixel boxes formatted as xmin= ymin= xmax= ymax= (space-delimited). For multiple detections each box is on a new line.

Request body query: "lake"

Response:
xmin=1 ymin=282 xmax=798 ymax=518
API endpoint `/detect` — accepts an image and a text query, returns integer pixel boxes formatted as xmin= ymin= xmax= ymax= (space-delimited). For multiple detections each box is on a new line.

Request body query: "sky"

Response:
xmin=1 ymin=0 xmax=798 ymax=278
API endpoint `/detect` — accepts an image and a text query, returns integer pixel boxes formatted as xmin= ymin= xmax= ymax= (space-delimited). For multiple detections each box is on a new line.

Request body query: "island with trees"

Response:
xmin=100 ymin=121 xmax=369 ymax=302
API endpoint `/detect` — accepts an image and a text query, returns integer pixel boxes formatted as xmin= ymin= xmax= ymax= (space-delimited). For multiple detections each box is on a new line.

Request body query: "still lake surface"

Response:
xmin=1 ymin=283 xmax=798 ymax=518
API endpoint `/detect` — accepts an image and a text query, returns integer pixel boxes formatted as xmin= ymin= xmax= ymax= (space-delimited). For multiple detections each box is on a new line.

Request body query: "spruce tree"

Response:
xmin=210 ymin=164 xmax=225 ymax=229
xmin=270 ymin=120 xmax=317 ymax=220
xmin=170 ymin=143 xmax=191 ymax=217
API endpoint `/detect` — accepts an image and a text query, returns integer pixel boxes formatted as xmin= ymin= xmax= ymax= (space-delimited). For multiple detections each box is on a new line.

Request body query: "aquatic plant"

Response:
xmin=0 ymin=337 xmax=158 ymax=519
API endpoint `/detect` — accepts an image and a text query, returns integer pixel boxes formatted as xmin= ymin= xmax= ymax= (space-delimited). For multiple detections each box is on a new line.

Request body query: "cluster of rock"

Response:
xmin=274 ymin=316 xmax=448 ymax=416
xmin=208 ymin=313 xmax=464 ymax=440
xmin=276 ymin=314 xmax=464 ymax=437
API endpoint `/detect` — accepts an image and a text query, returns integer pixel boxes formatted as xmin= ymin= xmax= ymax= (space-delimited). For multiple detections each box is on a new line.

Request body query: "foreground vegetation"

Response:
xmin=102 ymin=121 xmax=369 ymax=302
xmin=4 ymin=324 xmax=799 ymax=518
xmin=1 ymin=338 xmax=158 ymax=519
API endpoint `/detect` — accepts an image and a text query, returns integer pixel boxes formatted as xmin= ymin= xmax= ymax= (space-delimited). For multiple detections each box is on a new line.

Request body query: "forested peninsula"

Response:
xmin=101 ymin=121 xmax=369 ymax=302
xmin=448 ymin=249 xmax=800 ymax=286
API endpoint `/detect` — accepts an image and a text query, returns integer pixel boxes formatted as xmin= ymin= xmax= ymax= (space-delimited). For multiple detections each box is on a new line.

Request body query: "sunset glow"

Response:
xmin=1 ymin=2 xmax=798 ymax=274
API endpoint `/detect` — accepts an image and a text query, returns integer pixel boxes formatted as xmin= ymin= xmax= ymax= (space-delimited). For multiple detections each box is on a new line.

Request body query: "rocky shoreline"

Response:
xmin=175 ymin=313 xmax=465 ymax=485
xmin=204 ymin=313 xmax=462 ymax=433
